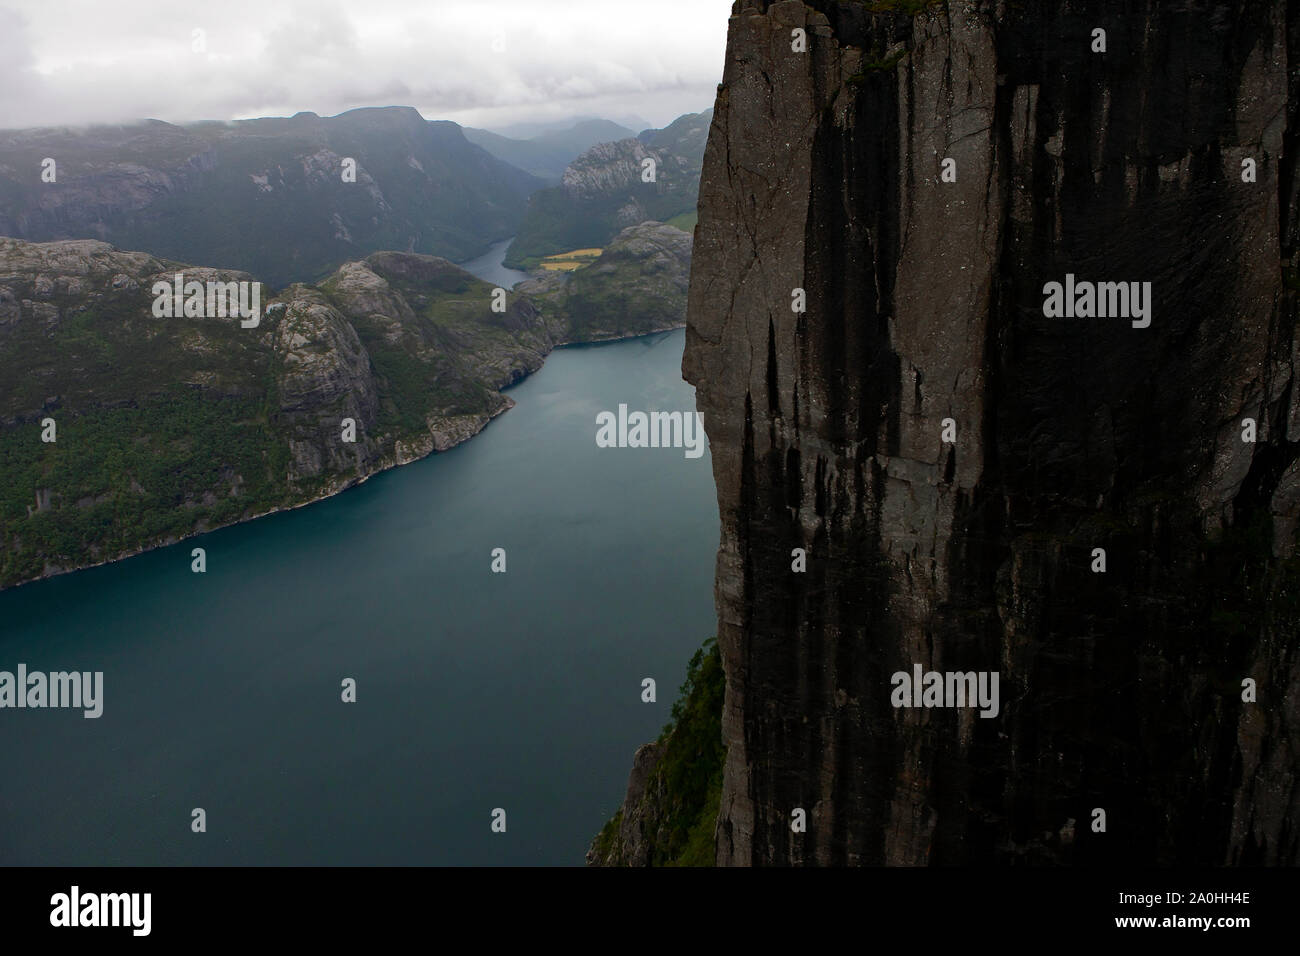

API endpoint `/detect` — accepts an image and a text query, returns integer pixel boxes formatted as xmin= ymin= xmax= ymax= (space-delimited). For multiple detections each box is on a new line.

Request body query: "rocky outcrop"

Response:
xmin=268 ymin=288 xmax=383 ymax=484
xmin=589 ymin=742 xmax=666 ymax=867
xmin=678 ymin=0 xmax=1299 ymax=865
xmin=518 ymin=221 xmax=693 ymax=341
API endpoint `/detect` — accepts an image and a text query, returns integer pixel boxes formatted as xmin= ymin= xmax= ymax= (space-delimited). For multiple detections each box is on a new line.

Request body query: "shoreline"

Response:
xmin=0 ymin=322 xmax=687 ymax=595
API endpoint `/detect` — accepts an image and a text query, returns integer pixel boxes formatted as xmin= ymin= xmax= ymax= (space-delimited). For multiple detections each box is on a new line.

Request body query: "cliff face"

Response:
xmin=684 ymin=0 xmax=1299 ymax=864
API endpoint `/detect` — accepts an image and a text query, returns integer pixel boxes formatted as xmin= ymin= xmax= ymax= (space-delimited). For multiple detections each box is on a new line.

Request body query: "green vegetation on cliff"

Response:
xmin=664 ymin=210 xmax=698 ymax=233
xmin=0 ymin=388 xmax=288 ymax=584
xmin=655 ymin=638 xmax=727 ymax=865
xmin=589 ymin=637 xmax=726 ymax=867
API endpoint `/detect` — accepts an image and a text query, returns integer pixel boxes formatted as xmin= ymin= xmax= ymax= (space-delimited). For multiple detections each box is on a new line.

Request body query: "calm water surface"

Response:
xmin=458 ymin=238 xmax=531 ymax=289
xmin=0 ymin=306 xmax=716 ymax=864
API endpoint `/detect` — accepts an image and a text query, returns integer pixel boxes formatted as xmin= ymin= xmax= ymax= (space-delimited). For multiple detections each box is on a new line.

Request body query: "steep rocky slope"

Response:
xmin=604 ymin=0 xmax=1299 ymax=865
xmin=0 ymin=107 xmax=542 ymax=287
xmin=0 ymin=228 xmax=690 ymax=590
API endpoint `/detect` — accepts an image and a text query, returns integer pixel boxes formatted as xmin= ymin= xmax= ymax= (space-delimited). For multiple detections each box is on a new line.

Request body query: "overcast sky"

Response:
xmin=0 ymin=0 xmax=732 ymax=133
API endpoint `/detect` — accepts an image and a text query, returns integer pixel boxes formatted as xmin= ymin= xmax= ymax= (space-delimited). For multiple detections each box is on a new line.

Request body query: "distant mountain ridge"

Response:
xmin=505 ymin=110 xmax=711 ymax=269
xmin=485 ymin=115 xmax=652 ymax=140
xmin=463 ymin=119 xmax=636 ymax=184
xmin=0 ymin=107 xmax=543 ymax=288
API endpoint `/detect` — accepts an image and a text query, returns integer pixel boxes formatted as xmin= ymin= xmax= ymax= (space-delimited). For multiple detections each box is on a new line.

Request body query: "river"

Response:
xmin=458 ymin=238 xmax=531 ymax=289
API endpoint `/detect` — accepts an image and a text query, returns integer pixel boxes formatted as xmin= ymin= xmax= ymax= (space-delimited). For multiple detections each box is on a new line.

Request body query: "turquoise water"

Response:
xmin=0 ymin=328 xmax=717 ymax=865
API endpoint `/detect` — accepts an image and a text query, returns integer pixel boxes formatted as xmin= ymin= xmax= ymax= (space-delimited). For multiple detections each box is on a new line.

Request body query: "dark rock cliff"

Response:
xmin=681 ymin=0 xmax=1299 ymax=865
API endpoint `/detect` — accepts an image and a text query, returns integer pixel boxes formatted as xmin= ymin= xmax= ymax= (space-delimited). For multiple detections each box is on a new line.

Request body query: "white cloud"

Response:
xmin=0 ymin=0 xmax=730 ymax=131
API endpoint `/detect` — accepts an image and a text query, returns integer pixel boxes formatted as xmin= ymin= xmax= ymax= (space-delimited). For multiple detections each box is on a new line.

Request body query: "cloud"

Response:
xmin=0 ymin=7 xmax=38 ymax=103
xmin=0 ymin=0 xmax=730 ymax=131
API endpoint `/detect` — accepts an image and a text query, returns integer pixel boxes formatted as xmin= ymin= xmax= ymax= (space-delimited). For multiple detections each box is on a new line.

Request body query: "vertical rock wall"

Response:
xmin=684 ymin=0 xmax=1299 ymax=864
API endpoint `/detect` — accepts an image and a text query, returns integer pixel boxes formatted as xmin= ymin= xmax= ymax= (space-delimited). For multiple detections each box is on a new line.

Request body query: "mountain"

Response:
xmin=463 ymin=119 xmax=636 ymax=183
xmin=599 ymin=0 xmax=1300 ymax=866
xmin=0 ymin=107 xmax=543 ymax=289
xmin=487 ymin=115 xmax=652 ymax=140
xmin=0 ymin=227 xmax=690 ymax=591
xmin=503 ymin=110 xmax=711 ymax=269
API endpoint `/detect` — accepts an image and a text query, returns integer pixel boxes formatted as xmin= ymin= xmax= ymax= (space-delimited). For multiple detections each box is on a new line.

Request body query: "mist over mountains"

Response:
xmin=0 ymin=100 xmax=706 ymax=590
xmin=0 ymin=105 xmax=711 ymax=291
xmin=0 ymin=107 xmax=543 ymax=289
xmin=463 ymin=119 xmax=637 ymax=183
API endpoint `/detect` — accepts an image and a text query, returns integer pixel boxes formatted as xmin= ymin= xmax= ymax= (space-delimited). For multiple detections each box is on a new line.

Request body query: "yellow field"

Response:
xmin=539 ymin=248 xmax=603 ymax=272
